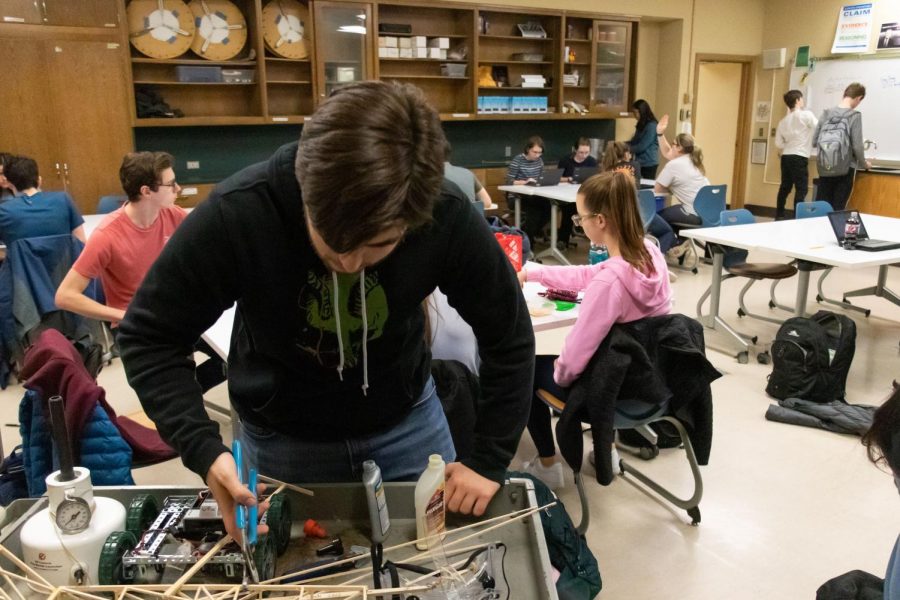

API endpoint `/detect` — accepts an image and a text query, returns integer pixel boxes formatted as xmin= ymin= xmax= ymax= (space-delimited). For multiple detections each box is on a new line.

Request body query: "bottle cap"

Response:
xmin=428 ymin=454 xmax=444 ymax=468
xmin=363 ymin=460 xmax=376 ymax=473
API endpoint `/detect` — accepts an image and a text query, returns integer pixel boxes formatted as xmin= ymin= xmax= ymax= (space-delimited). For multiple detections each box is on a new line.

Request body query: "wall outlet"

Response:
xmin=186 ymin=161 xmax=200 ymax=170
xmin=504 ymin=146 xmax=511 ymax=157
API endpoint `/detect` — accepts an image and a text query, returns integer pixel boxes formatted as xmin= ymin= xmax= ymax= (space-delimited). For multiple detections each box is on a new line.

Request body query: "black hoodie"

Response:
xmin=118 ymin=142 xmax=535 ymax=484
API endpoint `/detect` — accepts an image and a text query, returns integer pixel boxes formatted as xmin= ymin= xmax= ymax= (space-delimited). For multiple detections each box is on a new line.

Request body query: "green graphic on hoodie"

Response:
xmin=296 ymin=270 xmax=389 ymax=368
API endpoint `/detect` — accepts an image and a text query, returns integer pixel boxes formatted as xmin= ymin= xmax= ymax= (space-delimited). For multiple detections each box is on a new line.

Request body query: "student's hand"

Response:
xmin=656 ymin=114 xmax=669 ymax=135
xmin=205 ymin=452 xmax=269 ymax=543
xmin=516 ymin=269 xmax=527 ymax=287
xmin=444 ymin=462 xmax=501 ymax=516
xmin=865 ymin=160 xmax=872 ymax=170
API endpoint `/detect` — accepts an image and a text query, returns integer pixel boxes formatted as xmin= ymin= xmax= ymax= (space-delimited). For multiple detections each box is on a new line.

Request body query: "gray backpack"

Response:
xmin=816 ymin=112 xmax=853 ymax=176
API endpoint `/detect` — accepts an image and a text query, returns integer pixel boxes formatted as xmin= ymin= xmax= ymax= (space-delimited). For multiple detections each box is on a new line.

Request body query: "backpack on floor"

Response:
xmin=816 ymin=112 xmax=854 ymax=177
xmin=765 ymin=310 xmax=856 ymax=402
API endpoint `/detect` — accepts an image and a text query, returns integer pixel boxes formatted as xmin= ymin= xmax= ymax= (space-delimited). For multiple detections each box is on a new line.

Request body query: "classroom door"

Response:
xmin=693 ymin=60 xmax=747 ymax=206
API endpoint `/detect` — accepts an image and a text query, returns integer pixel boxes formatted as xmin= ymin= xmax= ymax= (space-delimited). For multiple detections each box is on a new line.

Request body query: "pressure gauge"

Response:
xmin=54 ymin=496 xmax=92 ymax=534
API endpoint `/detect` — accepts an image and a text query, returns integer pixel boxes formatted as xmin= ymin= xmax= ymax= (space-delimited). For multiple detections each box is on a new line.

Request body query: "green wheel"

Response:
xmin=253 ymin=533 xmax=277 ymax=583
xmin=98 ymin=531 xmax=137 ymax=585
xmin=125 ymin=494 xmax=159 ymax=539
xmin=265 ymin=493 xmax=292 ymax=555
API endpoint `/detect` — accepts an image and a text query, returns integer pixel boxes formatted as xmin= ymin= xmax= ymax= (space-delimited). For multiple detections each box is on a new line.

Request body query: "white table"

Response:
xmin=681 ymin=214 xmax=900 ymax=361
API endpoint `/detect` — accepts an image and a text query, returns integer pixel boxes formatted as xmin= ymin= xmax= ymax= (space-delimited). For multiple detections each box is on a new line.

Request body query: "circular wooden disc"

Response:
xmin=128 ymin=0 xmax=196 ymax=60
xmin=188 ymin=0 xmax=248 ymax=61
xmin=262 ymin=0 xmax=309 ymax=60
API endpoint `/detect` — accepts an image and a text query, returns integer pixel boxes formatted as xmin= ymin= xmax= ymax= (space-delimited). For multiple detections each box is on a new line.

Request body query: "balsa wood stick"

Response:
xmin=0 ymin=543 xmax=54 ymax=589
xmin=258 ymin=475 xmax=314 ymax=497
xmin=164 ymin=535 xmax=232 ymax=597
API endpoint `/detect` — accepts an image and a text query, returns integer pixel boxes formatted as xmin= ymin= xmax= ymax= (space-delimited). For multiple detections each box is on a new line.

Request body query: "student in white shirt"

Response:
xmin=654 ymin=116 xmax=710 ymax=256
xmin=774 ymin=90 xmax=818 ymax=220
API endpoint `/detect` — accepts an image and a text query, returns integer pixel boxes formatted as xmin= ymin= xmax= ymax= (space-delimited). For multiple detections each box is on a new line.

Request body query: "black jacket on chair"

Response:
xmin=556 ymin=314 xmax=721 ymax=485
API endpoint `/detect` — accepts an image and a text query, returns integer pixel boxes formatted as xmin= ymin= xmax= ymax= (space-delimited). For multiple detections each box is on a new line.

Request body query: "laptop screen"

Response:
xmin=826 ymin=211 xmax=869 ymax=243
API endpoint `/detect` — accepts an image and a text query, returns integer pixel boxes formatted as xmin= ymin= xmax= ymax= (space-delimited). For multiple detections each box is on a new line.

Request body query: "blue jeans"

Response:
xmin=239 ymin=376 xmax=456 ymax=483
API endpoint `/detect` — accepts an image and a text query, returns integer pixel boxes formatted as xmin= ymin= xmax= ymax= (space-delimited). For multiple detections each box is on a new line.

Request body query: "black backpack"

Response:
xmin=766 ymin=311 xmax=856 ymax=402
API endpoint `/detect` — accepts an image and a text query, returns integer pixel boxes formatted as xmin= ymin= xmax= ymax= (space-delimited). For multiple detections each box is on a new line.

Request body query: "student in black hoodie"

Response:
xmin=117 ymin=81 xmax=535 ymax=542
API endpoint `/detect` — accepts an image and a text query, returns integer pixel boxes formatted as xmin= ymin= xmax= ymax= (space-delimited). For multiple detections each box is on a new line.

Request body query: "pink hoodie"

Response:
xmin=525 ymin=239 xmax=672 ymax=387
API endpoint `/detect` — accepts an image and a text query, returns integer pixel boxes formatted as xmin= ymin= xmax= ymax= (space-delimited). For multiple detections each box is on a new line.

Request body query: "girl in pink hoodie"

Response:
xmin=519 ymin=171 xmax=673 ymax=489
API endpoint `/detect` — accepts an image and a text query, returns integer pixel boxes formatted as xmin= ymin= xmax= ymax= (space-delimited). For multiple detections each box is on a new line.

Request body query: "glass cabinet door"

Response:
xmin=313 ymin=1 xmax=372 ymax=101
xmin=592 ymin=20 xmax=632 ymax=114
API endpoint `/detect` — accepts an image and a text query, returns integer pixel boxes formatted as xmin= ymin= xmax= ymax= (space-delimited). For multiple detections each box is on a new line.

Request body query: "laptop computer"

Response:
xmin=826 ymin=210 xmax=900 ymax=251
xmin=571 ymin=166 xmax=600 ymax=184
xmin=525 ymin=168 xmax=563 ymax=187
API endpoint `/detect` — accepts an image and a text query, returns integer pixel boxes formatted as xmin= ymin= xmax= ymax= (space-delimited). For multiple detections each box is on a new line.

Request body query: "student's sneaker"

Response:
xmin=666 ymin=239 xmax=692 ymax=260
xmin=522 ymin=455 xmax=566 ymax=490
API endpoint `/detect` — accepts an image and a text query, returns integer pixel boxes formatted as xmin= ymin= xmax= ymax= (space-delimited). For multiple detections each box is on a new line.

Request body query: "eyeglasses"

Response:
xmin=571 ymin=212 xmax=600 ymax=227
xmin=157 ymin=179 xmax=179 ymax=189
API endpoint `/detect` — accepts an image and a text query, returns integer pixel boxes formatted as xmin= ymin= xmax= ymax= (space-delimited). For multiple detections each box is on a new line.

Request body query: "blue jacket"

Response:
xmin=0 ymin=234 xmax=103 ymax=383
xmin=19 ymin=389 xmax=134 ymax=496
xmin=628 ymin=121 xmax=659 ymax=168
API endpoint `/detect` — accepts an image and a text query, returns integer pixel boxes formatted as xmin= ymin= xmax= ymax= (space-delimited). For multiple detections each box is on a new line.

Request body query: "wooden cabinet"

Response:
xmin=0 ymin=36 xmax=132 ymax=215
xmin=591 ymin=19 xmax=634 ymax=116
xmin=375 ymin=3 xmax=475 ymax=116
xmin=0 ymin=0 xmax=119 ymax=27
xmin=313 ymin=1 xmax=373 ymax=101
xmin=476 ymin=9 xmax=561 ymax=115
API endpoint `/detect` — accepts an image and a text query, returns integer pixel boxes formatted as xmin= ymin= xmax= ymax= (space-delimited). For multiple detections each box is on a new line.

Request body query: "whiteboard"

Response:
xmin=805 ymin=57 xmax=900 ymax=163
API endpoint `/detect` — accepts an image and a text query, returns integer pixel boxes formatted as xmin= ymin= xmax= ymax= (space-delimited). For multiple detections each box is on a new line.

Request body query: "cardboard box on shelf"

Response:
xmin=427 ymin=37 xmax=450 ymax=49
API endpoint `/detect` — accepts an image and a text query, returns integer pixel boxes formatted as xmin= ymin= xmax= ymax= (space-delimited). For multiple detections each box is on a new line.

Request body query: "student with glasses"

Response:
xmin=517 ymin=171 xmax=672 ymax=489
xmin=0 ymin=155 xmax=85 ymax=245
xmin=55 ymin=152 xmax=225 ymax=392
xmin=116 ymin=82 xmax=534 ymax=541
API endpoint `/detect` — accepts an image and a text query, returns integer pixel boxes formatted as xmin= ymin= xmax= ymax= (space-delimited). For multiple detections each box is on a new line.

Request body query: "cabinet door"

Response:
xmin=46 ymin=40 xmax=133 ymax=214
xmin=0 ymin=0 xmax=41 ymax=24
xmin=313 ymin=1 xmax=373 ymax=102
xmin=0 ymin=38 xmax=66 ymax=191
xmin=41 ymin=0 xmax=119 ymax=28
xmin=592 ymin=20 xmax=632 ymax=115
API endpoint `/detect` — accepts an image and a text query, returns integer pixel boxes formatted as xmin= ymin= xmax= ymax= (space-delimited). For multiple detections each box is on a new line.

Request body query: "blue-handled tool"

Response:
xmin=232 ymin=440 xmax=260 ymax=587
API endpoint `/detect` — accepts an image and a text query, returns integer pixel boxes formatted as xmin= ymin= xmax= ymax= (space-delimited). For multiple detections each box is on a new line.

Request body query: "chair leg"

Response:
xmin=737 ymin=279 xmax=786 ymax=325
xmin=696 ymin=277 xmax=758 ymax=345
xmin=816 ymin=268 xmax=872 ymax=317
xmin=618 ymin=416 xmax=703 ymax=525
xmin=768 ymin=279 xmax=794 ymax=313
xmin=573 ymin=471 xmax=591 ymax=535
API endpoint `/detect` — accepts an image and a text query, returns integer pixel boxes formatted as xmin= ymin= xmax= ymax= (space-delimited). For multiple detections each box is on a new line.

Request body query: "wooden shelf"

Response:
xmin=478 ymin=86 xmax=550 ymax=91
xmin=563 ymin=84 xmax=590 ymax=89
xmin=565 ymin=38 xmax=591 ymax=43
xmin=379 ymin=58 xmax=468 ymax=63
xmin=597 ymin=63 xmax=626 ymax=68
xmin=378 ymin=32 xmax=467 ymax=38
xmin=265 ymin=57 xmax=312 ymax=63
xmin=564 ymin=61 xmax=591 ymax=66
xmin=132 ymin=81 xmax=257 ymax=86
xmin=131 ymin=58 xmax=256 ymax=66
xmin=134 ymin=116 xmax=266 ymax=127
xmin=479 ymin=35 xmax=555 ymax=41
xmin=595 ymin=40 xmax=626 ymax=45
xmin=267 ymin=80 xmax=313 ymax=84
xmin=382 ymin=75 xmax=469 ymax=80
xmin=477 ymin=60 xmax=553 ymax=65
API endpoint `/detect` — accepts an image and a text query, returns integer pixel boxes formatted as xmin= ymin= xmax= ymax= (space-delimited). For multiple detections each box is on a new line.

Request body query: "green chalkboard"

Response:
xmin=134 ymin=119 xmax=616 ymax=184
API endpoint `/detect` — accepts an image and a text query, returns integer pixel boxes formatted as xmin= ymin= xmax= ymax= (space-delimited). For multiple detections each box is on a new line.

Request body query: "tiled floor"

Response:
xmin=1 ymin=235 xmax=898 ymax=598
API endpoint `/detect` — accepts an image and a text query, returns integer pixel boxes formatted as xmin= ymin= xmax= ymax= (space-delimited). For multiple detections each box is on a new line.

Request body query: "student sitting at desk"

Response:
xmin=443 ymin=142 xmax=492 ymax=210
xmin=654 ymin=116 xmax=710 ymax=258
xmin=117 ymin=82 xmax=535 ymax=541
xmin=0 ymin=156 xmax=85 ymax=244
xmin=517 ymin=171 xmax=672 ymax=489
xmin=558 ymin=137 xmax=599 ymax=183
xmin=506 ymin=136 xmax=548 ymax=247
xmin=54 ymin=151 xmax=225 ymax=392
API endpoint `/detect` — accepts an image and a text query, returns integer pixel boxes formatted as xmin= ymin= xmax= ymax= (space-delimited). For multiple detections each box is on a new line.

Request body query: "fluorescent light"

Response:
xmin=338 ymin=25 xmax=366 ymax=34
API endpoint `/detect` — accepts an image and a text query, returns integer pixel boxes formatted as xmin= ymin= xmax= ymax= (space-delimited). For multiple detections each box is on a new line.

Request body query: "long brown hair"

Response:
xmin=579 ymin=171 xmax=654 ymax=275
xmin=675 ymin=133 xmax=705 ymax=175
xmin=862 ymin=387 xmax=900 ymax=474
xmin=600 ymin=141 xmax=630 ymax=172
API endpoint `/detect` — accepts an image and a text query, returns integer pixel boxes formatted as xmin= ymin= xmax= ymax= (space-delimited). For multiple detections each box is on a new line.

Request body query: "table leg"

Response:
xmin=515 ymin=197 xmax=521 ymax=229
xmin=843 ymin=265 xmax=900 ymax=308
xmin=793 ymin=269 xmax=810 ymax=317
xmin=696 ymin=249 xmax=751 ymax=362
xmin=534 ymin=201 xmax=571 ymax=265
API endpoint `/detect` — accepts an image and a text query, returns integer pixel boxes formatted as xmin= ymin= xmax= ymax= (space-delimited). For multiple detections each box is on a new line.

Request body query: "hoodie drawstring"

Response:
xmin=331 ymin=271 xmax=344 ymax=381
xmin=331 ymin=269 xmax=369 ymax=395
xmin=360 ymin=268 xmax=369 ymax=396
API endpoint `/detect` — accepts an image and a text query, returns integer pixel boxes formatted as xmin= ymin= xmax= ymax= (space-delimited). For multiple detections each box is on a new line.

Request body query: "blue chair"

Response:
xmin=96 ymin=195 xmax=126 ymax=214
xmin=769 ymin=201 xmax=869 ymax=317
xmin=637 ymin=189 xmax=657 ymax=232
xmin=668 ymin=184 xmax=728 ymax=273
xmin=697 ymin=209 xmax=797 ymax=330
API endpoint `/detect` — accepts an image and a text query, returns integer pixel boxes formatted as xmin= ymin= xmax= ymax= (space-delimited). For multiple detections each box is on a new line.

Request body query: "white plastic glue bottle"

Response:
xmin=414 ymin=454 xmax=446 ymax=550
